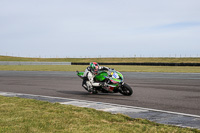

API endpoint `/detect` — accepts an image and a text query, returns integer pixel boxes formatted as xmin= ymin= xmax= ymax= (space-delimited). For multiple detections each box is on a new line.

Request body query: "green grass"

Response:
xmin=0 ymin=65 xmax=200 ymax=73
xmin=1 ymin=55 xmax=200 ymax=63
xmin=0 ymin=96 xmax=199 ymax=133
xmin=1 ymin=56 xmax=200 ymax=73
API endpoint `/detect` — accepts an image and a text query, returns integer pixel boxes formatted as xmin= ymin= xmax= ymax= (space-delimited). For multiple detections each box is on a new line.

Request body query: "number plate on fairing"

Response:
xmin=112 ymin=72 xmax=119 ymax=79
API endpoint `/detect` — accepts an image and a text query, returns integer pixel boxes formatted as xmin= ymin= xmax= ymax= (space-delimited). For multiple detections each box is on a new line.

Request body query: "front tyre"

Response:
xmin=119 ymin=83 xmax=133 ymax=96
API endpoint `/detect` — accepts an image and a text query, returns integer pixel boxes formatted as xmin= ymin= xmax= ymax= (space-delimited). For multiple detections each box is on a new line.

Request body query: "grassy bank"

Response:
xmin=0 ymin=96 xmax=199 ymax=133
xmin=0 ymin=65 xmax=200 ymax=73
xmin=1 ymin=56 xmax=200 ymax=73
xmin=1 ymin=55 xmax=200 ymax=63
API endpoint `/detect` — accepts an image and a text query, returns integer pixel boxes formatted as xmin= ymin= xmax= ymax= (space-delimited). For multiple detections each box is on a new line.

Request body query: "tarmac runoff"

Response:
xmin=0 ymin=91 xmax=200 ymax=130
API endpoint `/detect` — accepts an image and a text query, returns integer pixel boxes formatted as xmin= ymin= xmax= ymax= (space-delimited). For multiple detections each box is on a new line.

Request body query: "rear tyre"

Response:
xmin=119 ymin=83 xmax=133 ymax=96
xmin=91 ymin=88 xmax=98 ymax=94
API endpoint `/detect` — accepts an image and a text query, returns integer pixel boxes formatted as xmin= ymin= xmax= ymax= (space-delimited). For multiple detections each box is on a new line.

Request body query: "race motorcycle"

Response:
xmin=76 ymin=69 xmax=133 ymax=96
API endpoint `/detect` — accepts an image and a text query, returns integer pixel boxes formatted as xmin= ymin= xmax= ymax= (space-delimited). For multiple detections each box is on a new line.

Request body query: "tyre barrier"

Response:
xmin=71 ymin=62 xmax=200 ymax=66
xmin=0 ymin=61 xmax=199 ymax=66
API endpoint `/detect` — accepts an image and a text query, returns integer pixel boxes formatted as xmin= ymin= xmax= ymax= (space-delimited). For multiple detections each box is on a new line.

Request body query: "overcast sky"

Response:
xmin=1 ymin=0 xmax=200 ymax=58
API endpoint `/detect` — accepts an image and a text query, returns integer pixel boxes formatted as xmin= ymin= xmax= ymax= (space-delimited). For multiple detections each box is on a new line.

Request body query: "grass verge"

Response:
xmin=0 ymin=96 xmax=199 ymax=133
xmin=1 ymin=55 xmax=200 ymax=63
xmin=0 ymin=65 xmax=200 ymax=73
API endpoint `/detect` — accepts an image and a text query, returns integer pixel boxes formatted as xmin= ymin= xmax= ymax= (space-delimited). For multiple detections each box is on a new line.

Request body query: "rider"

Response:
xmin=83 ymin=62 xmax=110 ymax=93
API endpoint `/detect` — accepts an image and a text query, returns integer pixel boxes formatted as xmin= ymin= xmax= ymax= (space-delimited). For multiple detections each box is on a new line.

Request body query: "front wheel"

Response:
xmin=119 ymin=83 xmax=133 ymax=96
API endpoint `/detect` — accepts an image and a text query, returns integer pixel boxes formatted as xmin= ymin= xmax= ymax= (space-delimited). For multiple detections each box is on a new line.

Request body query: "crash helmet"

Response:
xmin=90 ymin=62 xmax=99 ymax=74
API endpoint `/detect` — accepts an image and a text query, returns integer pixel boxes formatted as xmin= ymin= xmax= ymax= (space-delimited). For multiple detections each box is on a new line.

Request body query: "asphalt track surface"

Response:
xmin=0 ymin=71 xmax=200 ymax=116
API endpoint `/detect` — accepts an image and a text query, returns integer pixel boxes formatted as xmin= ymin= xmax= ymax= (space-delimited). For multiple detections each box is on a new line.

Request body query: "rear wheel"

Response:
xmin=91 ymin=88 xmax=98 ymax=94
xmin=119 ymin=83 xmax=133 ymax=96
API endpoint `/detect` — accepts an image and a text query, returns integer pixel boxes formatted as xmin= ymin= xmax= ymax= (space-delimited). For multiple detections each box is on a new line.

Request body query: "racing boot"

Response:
xmin=86 ymin=81 xmax=94 ymax=93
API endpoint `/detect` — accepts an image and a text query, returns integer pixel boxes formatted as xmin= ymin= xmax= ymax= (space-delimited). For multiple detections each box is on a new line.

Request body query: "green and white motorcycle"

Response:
xmin=76 ymin=69 xmax=133 ymax=96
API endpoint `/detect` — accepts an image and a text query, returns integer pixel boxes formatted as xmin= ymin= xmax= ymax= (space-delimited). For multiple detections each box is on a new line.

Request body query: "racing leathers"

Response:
xmin=82 ymin=66 xmax=110 ymax=92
